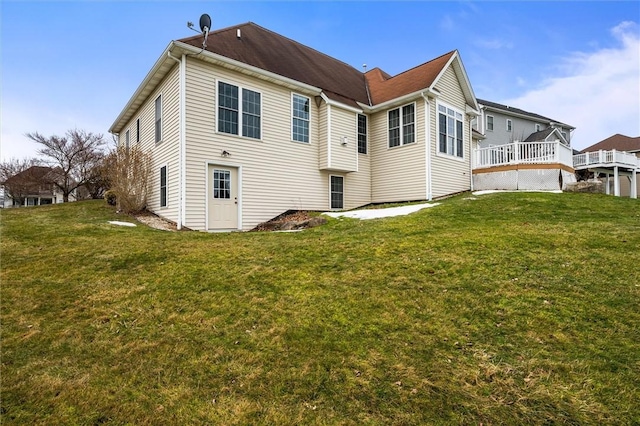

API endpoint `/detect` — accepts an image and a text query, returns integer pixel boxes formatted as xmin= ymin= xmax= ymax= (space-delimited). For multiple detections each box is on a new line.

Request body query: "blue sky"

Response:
xmin=1 ymin=1 xmax=639 ymax=160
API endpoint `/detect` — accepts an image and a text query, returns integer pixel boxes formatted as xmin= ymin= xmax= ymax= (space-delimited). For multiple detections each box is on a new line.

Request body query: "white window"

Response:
xmin=486 ymin=115 xmax=494 ymax=131
xmin=357 ymin=114 xmax=367 ymax=154
xmin=125 ymin=130 xmax=130 ymax=150
xmin=388 ymin=103 xmax=415 ymax=148
xmin=506 ymin=119 xmax=512 ymax=132
xmin=217 ymin=81 xmax=261 ymax=139
xmin=535 ymin=124 xmax=541 ymax=132
xmin=155 ymin=95 xmax=162 ymax=143
xmin=160 ymin=166 xmax=167 ymax=207
xmin=330 ymin=175 xmax=344 ymax=209
xmin=136 ymin=118 xmax=140 ymax=143
xmin=292 ymin=94 xmax=310 ymax=143
xmin=438 ymin=104 xmax=464 ymax=158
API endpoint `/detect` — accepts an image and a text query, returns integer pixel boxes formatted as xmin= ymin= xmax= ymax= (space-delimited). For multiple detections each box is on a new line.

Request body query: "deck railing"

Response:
xmin=572 ymin=150 xmax=639 ymax=169
xmin=474 ymin=141 xmax=573 ymax=169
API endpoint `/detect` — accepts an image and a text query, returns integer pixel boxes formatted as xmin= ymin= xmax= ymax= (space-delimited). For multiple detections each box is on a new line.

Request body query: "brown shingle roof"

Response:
xmin=365 ymin=51 xmax=455 ymax=105
xmin=581 ymin=134 xmax=640 ymax=153
xmin=179 ymin=22 xmax=370 ymax=105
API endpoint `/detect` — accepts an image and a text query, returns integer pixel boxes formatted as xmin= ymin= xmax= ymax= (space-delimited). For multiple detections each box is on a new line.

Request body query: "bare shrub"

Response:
xmin=105 ymin=146 xmax=150 ymax=213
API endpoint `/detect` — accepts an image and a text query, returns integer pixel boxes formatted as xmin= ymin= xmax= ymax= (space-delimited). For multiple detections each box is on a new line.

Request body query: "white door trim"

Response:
xmin=205 ymin=160 xmax=243 ymax=231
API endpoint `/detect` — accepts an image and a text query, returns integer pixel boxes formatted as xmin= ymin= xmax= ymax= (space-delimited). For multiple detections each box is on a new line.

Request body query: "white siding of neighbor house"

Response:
xmin=430 ymin=65 xmax=472 ymax=198
xmin=475 ymin=110 xmax=549 ymax=148
xmin=119 ymin=64 xmax=181 ymax=223
xmin=183 ymin=57 xmax=370 ymax=231
xmin=370 ymin=101 xmax=427 ymax=203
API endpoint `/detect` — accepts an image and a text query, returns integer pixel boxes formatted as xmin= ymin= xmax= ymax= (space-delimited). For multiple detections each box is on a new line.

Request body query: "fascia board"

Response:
xmin=109 ymin=42 xmax=175 ymax=134
xmin=430 ymin=51 xmax=480 ymax=112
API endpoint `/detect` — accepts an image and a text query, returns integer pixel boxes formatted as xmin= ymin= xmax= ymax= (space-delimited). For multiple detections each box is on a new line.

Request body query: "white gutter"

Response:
xmin=167 ymin=51 xmax=186 ymax=230
xmin=320 ymin=94 xmax=363 ymax=114
xmin=110 ymin=43 xmax=175 ymax=133
xmin=421 ymin=92 xmax=434 ymax=201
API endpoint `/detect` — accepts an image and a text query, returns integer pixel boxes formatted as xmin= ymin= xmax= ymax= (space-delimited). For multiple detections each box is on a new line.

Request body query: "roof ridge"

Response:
xmin=244 ymin=22 xmax=364 ymax=74
xmin=382 ymin=50 xmax=456 ymax=81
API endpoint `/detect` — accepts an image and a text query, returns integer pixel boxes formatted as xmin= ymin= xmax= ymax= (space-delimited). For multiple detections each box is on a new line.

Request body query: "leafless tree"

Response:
xmin=0 ymin=157 xmax=42 ymax=207
xmin=26 ymin=129 xmax=106 ymax=202
xmin=104 ymin=145 xmax=150 ymax=213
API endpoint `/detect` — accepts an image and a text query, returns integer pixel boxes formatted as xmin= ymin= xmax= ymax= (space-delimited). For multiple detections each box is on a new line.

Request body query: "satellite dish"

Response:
xmin=199 ymin=14 xmax=212 ymax=33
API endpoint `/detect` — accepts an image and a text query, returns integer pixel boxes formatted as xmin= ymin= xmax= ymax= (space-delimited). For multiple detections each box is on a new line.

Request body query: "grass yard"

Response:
xmin=1 ymin=192 xmax=639 ymax=425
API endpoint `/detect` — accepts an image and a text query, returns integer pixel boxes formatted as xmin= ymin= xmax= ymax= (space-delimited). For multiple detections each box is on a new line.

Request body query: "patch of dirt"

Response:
xmin=252 ymin=210 xmax=327 ymax=232
xmin=133 ymin=211 xmax=178 ymax=231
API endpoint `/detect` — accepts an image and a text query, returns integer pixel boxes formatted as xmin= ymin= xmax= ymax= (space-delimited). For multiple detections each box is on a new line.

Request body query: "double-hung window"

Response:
xmin=218 ymin=81 xmax=261 ymax=139
xmin=292 ymin=94 xmax=310 ymax=143
xmin=388 ymin=103 xmax=415 ymax=148
xmin=125 ymin=130 xmax=130 ymax=150
xmin=438 ymin=104 xmax=464 ymax=158
xmin=506 ymin=119 xmax=512 ymax=132
xmin=357 ymin=114 xmax=367 ymax=154
xmin=486 ymin=115 xmax=494 ymax=131
xmin=155 ymin=95 xmax=162 ymax=143
xmin=160 ymin=166 xmax=167 ymax=207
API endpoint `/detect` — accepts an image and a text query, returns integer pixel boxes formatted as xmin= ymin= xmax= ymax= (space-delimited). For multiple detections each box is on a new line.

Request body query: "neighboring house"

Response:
xmin=1 ymin=166 xmax=72 ymax=208
xmin=473 ymin=99 xmax=574 ymax=147
xmin=471 ymin=99 xmax=576 ymax=191
xmin=109 ymin=22 xmax=480 ymax=231
xmin=576 ymin=134 xmax=640 ymax=198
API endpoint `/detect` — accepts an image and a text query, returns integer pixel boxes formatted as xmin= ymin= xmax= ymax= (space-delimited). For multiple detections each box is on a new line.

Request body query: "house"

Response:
xmin=1 ymin=166 xmax=71 ymax=208
xmin=470 ymin=99 xmax=576 ymax=191
xmin=109 ymin=22 xmax=480 ymax=231
xmin=574 ymin=134 xmax=640 ymax=198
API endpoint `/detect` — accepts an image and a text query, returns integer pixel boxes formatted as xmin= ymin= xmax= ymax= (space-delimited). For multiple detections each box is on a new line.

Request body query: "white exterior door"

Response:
xmin=208 ymin=165 xmax=238 ymax=230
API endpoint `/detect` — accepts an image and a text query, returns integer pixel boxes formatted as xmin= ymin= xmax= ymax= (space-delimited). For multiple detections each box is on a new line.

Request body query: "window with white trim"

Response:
xmin=292 ymin=94 xmax=310 ymax=143
xmin=125 ymin=130 xmax=130 ymax=150
xmin=357 ymin=114 xmax=367 ymax=154
xmin=438 ymin=104 xmax=464 ymax=158
xmin=155 ymin=95 xmax=162 ymax=143
xmin=160 ymin=165 xmax=167 ymax=207
xmin=330 ymin=176 xmax=344 ymax=209
xmin=388 ymin=103 xmax=415 ymax=148
xmin=535 ymin=123 xmax=541 ymax=132
xmin=217 ymin=81 xmax=261 ymax=139
xmin=486 ymin=115 xmax=494 ymax=131
xmin=506 ymin=119 xmax=512 ymax=132
xmin=136 ymin=118 xmax=140 ymax=143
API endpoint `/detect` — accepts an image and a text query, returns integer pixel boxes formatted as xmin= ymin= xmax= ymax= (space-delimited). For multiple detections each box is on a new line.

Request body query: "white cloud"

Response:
xmin=440 ymin=15 xmax=455 ymax=31
xmin=503 ymin=21 xmax=640 ymax=150
xmin=474 ymin=38 xmax=514 ymax=50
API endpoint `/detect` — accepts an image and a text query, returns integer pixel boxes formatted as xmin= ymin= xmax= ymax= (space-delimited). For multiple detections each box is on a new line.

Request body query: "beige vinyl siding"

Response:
xmin=370 ymin=101 xmax=427 ymax=203
xmin=327 ymin=106 xmax=358 ymax=172
xmin=118 ymin=64 xmax=181 ymax=223
xmin=430 ymin=65 xmax=472 ymax=198
xmin=345 ymin=154 xmax=371 ymax=209
xmin=185 ymin=58 xmax=334 ymax=230
xmin=318 ymin=103 xmax=328 ymax=169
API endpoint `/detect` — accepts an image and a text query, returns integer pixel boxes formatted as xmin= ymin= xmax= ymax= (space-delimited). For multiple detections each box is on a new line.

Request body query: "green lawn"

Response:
xmin=1 ymin=193 xmax=639 ymax=425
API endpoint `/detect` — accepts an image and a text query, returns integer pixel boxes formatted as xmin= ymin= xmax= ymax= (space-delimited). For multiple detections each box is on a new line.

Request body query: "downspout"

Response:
xmin=167 ymin=50 xmax=186 ymax=230
xmin=421 ymin=92 xmax=433 ymax=201
xmin=468 ymin=115 xmax=474 ymax=192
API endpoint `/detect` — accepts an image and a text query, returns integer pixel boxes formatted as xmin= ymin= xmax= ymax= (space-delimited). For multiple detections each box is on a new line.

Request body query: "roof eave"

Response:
xmin=109 ymin=42 xmax=177 ymax=134
xmin=430 ymin=51 xmax=479 ymax=112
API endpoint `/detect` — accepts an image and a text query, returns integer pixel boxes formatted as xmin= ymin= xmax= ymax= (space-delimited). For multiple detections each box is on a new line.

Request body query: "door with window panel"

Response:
xmin=208 ymin=165 xmax=238 ymax=229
